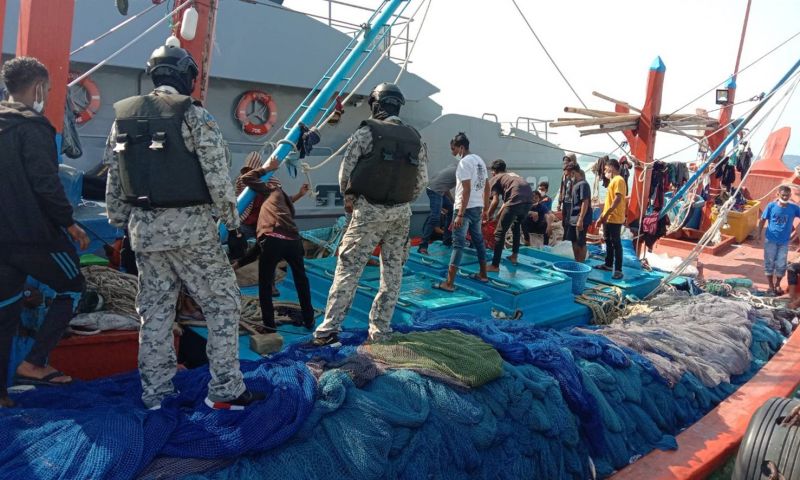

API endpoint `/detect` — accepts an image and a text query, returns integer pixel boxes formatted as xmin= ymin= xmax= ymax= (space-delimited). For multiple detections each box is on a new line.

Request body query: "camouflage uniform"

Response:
xmin=314 ymin=117 xmax=428 ymax=341
xmin=104 ymin=86 xmax=245 ymax=408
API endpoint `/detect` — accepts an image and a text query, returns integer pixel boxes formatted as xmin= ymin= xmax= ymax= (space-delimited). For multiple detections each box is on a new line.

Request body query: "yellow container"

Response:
xmin=712 ymin=200 xmax=760 ymax=243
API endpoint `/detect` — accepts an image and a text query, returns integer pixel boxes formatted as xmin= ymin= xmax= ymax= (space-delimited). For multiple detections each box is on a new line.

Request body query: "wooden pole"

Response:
xmin=564 ymin=107 xmax=631 ymax=117
xmin=550 ymin=114 xmax=639 ymax=128
xmin=592 ymin=91 xmax=643 ymax=113
xmin=579 ymin=123 xmax=639 ymax=136
xmin=16 ymin=0 xmax=75 ymax=133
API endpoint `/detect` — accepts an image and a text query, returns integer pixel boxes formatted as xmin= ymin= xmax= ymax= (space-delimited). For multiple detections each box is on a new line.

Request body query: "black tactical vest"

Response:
xmin=112 ymin=93 xmax=211 ymax=209
xmin=346 ymin=119 xmax=421 ymax=205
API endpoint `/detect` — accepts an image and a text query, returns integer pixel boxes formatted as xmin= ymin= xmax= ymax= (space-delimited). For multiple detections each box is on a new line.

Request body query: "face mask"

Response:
xmin=32 ymin=84 xmax=44 ymax=113
xmin=779 ymin=199 xmax=789 ymax=205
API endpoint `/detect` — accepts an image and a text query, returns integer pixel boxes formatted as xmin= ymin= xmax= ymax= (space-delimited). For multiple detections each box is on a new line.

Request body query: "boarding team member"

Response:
xmin=105 ymin=45 xmax=263 ymax=410
xmin=308 ymin=83 xmax=428 ymax=347
xmin=0 ymin=57 xmax=90 ymax=408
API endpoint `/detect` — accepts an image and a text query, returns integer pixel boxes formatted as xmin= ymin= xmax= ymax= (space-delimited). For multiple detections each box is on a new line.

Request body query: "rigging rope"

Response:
xmin=71 ymin=2 xmax=162 ymax=56
xmin=68 ymin=1 xmax=191 ymax=88
xmin=393 ymin=0 xmax=433 ymax=84
xmin=647 ymin=66 xmax=800 ymax=298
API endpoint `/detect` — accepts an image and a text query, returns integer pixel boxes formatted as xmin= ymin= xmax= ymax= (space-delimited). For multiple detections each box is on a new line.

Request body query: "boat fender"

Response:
xmin=733 ymin=397 xmax=800 ymax=480
xmin=234 ymin=90 xmax=278 ymax=136
xmin=68 ymin=71 xmax=101 ymax=125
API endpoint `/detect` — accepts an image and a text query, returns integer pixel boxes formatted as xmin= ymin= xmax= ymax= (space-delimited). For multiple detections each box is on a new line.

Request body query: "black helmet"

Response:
xmin=146 ymin=45 xmax=199 ymax=78
xmin=368 ymin=82 xmax=405 ymax=107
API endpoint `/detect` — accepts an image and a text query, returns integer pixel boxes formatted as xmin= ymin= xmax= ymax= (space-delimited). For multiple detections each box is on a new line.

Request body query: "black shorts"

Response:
xmin=565 ymin=224 xmax=587 ymax=247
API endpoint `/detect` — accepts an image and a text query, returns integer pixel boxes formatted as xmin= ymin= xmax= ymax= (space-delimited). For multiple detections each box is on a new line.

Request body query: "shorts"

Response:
xmin=565 ymin=224 xmax=587 ymax=247
xmin=764 ymin=240 xmax=789 ymax=277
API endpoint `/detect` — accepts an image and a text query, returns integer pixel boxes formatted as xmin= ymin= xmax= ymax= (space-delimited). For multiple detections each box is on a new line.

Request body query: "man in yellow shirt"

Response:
xmin=597 ymin=158 xmax=627 ymax=279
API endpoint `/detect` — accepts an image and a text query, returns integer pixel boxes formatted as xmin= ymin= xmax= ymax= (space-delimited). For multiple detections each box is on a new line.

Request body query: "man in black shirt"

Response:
xmin=564 ymin=164 xmax=592 ymax=262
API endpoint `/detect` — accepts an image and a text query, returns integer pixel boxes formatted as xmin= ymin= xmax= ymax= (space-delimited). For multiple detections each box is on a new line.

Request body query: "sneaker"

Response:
xmin=299 ymin=334 xmax=341 ymax=349
xmin=204 ymin=389 xmax=266 ymax=411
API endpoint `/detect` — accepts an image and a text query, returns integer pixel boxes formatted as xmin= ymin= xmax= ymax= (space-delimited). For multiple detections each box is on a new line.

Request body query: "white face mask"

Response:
xmin=454 ymin=152 xmax=463 ymax=161
xmin=32 ymin=84 xmax=44 ymax=113
xmin=779 ymin=198 xmax=790 ymax=205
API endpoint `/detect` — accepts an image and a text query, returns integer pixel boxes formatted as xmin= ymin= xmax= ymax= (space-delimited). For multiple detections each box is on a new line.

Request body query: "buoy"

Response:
xmin=67 ymin=71 xmax=101 ymax=125
xmin=180 ymin=6 xmax=198 ymax=41
xmin=234 ymin=91 xmax=278 ymax=136
xmin=733 ymin=397 xmax=800 ymax=480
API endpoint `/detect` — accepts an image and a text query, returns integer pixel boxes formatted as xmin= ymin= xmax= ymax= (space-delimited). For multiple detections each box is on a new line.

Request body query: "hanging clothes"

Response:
xmin=648 ymin=161 xmax=669 ymax=212
xmin=736 ymin=147 xmax=753 ymax=176
xmin=619 ymin=156 xmax=631 ymax=190
xmin=593 ymin=156 xmax=610 ymax=188
xmin=714 ymin=158 xmax=736 ymax=190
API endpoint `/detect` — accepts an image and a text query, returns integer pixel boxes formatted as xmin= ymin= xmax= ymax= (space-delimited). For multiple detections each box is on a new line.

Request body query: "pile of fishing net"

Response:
xmin=0 ymin=292 xmax=787 ymax=480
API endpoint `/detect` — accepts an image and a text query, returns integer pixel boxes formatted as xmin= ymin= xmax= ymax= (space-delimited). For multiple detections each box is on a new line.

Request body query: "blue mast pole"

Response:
xmin=660 ymin=56 xmax=800 ymax=218
xmin=232 ymin=0 xmax=408 ymax=223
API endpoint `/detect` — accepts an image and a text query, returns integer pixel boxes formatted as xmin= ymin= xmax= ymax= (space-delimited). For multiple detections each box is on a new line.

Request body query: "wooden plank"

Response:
xmin=612 ymin=328 xmax=800 ymax=480
xmin=592 ymin=91 xmax=643 ymax=113
xmin=550 ymin=114 xmax=639 ymax=128
xmin=564 ymin=107 xmax=631 ymax=117
xmin=579 ymin=123 xmax=638 ymax=136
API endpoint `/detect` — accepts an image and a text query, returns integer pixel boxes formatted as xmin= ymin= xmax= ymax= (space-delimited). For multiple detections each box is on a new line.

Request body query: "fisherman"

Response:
xmin=564 ymin=164 xmax=592 ymax=262
xmin=307 ymin=83 xmax=428 ymax=347
xmin=0 ymin=57 xmax=90 ymax=408
xmin=233 ymin=156 xmax=314 ymax=331
xmin=484 ymin=159 xmax=532 ymax=271
xmin=235 ymin=152 xmax=266 ymax=241
xmin=523 ymin=190 xmax=553 ymax=247
xmin=596 ymin=159 xmax=627 ymax=279
xmin=537 ymin=180 xmax=553 ymax=211
xmin=417 ymin=162 xmax=456 ymax=254
xmin=756 ymin=185 xmax=800 ymax=297
xmin=104 ymin=45 xmax=263 ymax=410
xmin=558 ymin=153 xmax=578 ymax=232
xmin=436 ymin=132 xmax=489 ymax=291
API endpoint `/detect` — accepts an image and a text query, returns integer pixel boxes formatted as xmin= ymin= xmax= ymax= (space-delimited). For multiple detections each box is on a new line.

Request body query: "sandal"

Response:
xmin=432 ymin=281 xmax=455 ymax=292
xmin=595 ymin=264 xmax=613 ymax=271
xmin=775 ymin=286 xmax=785 ymax=296
xmin=468 ymin=273 xmax=489 ymax=283
xmin=15 ymin=370 xmax=72 ymax=387
xmin=766 ymin=288 xmax=777 ymax=297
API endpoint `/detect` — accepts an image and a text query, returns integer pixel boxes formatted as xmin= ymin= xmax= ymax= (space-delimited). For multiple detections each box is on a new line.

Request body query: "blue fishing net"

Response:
xmin=0 ymin=307 xmax=785 ymax=479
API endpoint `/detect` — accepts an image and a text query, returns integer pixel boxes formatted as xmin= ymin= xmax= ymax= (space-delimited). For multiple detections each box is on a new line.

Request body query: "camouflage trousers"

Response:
xmin=135 ymin=240 xmax=245 ymax=408
xmin=315 ymin=214 xmax=410 ymax=341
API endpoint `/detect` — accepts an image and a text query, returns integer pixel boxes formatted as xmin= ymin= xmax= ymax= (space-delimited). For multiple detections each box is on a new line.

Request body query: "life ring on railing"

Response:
xmin=234 ymin=90 xmax=278 ymax=136
xmin=67 ymin=71 xmax=101 ymax=125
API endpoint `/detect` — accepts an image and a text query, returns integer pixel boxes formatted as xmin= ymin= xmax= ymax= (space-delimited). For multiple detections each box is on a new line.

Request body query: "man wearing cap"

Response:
xmin=307 ymin=83 xmax=428 ymax=347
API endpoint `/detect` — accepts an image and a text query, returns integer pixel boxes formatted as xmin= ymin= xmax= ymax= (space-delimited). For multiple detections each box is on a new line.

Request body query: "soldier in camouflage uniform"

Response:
xmin=308 ymin=83 xmax=428 ymax=347
xmin=104 ymin=45 xmax=263 ymax=410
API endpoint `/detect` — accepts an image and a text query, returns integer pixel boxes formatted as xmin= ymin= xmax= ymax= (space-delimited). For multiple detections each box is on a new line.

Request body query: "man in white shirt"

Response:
xmin=436 ymin=132 xmax=489 ymax=291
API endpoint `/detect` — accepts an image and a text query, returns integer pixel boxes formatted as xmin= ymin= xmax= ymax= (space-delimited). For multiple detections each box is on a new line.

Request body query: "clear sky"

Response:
xmin=284 ymin=0 xmax=800 ymax=161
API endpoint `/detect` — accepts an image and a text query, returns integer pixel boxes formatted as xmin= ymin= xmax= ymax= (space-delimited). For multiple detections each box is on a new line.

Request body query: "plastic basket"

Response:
xmin=552 ymin=261 xmax=592 ymax=295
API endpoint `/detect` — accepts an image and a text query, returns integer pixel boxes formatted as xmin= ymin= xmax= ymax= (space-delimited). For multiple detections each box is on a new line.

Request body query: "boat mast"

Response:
xmin=172 ymin=0 xmax=218 ymax=103
xmin=13 ymin=0 xmax=76 ymax=133
xmin=701 ymin=0 xmax=752 ymax=229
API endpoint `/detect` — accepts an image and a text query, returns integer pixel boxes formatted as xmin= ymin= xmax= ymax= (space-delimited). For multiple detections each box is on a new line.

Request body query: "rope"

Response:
xmin=68 ymin=1 xmax=192 ymax=88
xmin=71 ymin=1 xmax=162 ymax=56
xmin=81 ymin=265 xmax=138 ymax=317
xmin=575 ymin=285 xmax=625 ymax=325
xmin=393 ymin=0 xmax=433 ymax=84
xmin=646 ymin=69 xmax=800 ymax=298
xmin=663 ymin=28 xmax=800 ymax=118
xmin=509 ymin=0 xmax=627 ymax=155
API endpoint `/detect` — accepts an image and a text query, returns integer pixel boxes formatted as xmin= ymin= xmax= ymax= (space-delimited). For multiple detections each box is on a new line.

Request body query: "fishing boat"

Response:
xmin=1 ymin=1 xmax=800 ymax=479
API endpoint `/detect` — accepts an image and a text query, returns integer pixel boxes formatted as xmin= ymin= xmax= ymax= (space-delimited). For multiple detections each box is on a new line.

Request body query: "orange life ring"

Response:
xmin=234 ymin=90 xmax=278 ymax=136
xmin=67 ymin=71 xmax=101 ymax=125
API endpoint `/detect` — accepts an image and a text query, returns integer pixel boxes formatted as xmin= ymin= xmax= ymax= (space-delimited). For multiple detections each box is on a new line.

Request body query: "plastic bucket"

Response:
xmin=552 ymin=261 xmax=592 ymax=295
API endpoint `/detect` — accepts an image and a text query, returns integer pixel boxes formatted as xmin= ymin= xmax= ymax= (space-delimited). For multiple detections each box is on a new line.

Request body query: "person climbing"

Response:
xmin=485 ymin=159 xmax=532 ymax=271
xmin=233 ymin=156 xmax=315 ymax=331
xmin=306 ymin=82 xmax=428 ymax=347
xmin=436 ymin=132 xmax=489 ymax=291
xmin=756 ymin=185 xmax=800 ymax=297
xmin=104 ymin=45 xmax=263 ymax=410
xmin=418 ymin=162 xmax=456 ymax=253
xmin=596 ymin=159 xmax=627 ymax=279
xmin=0 ymin=57 xmax=90 ymax=408
xmin=564 ymin=165 xmax=592 ymax=262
